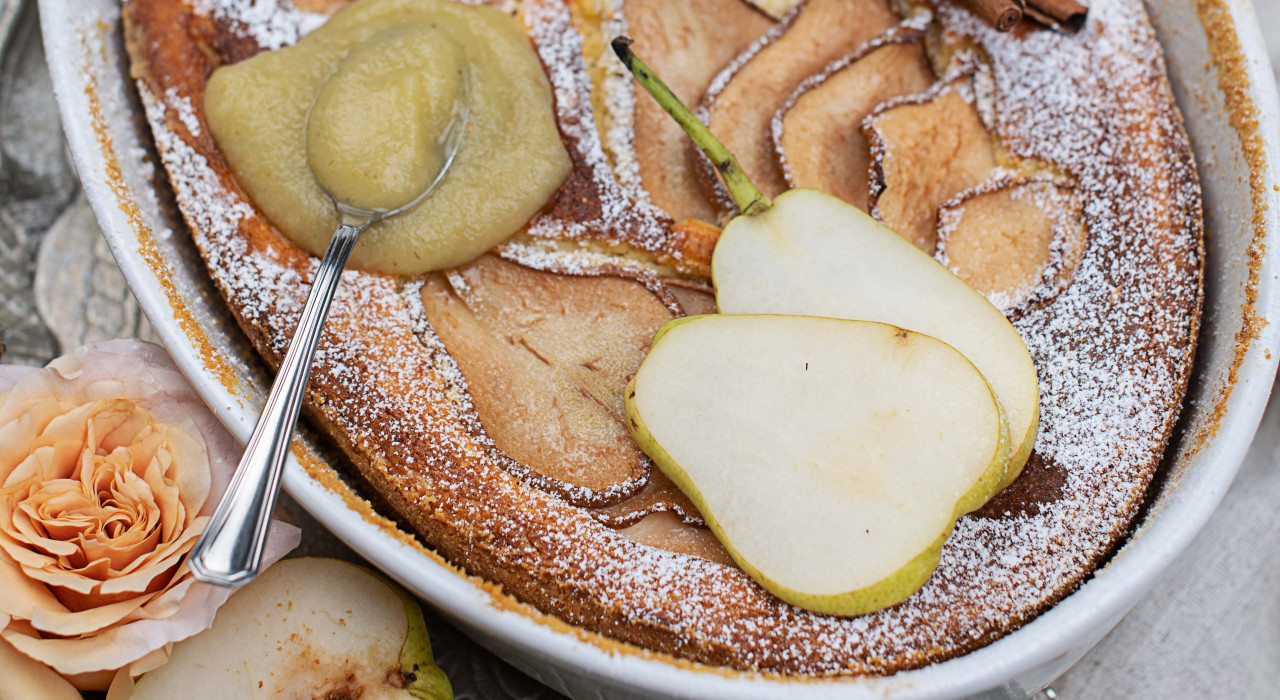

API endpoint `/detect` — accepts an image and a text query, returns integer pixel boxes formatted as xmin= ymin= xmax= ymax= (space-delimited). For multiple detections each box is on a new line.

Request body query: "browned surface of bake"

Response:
xmin=124 ymin=0 xmax=1203 ymax=676
xmin=619 ymin=511 xmax=734 ymax=566
xmin=418 ymin=255 xmax=665 ymax=494
xmin=973 ymin=453 xmax=1068 ymax=519
xmin=936 ymin=179 xmax=1086 ymax=314
xmin=941 ymin=185 xmax=1059 ymax=298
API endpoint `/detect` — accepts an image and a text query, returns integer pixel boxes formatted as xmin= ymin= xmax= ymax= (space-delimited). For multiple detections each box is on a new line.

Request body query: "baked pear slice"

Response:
xmin=775 ymin=33 xmax=935 ymax=211
xmin=936 ymin=179 xmax=1086 ymax=315
xmin=624 ymin=0 xmax=773 ymax=223
xmin=864 ymin=74 xmax=997 ymax=252
xmin=698 ymin=0 xmax=897 ymax=215
xmin=613 ymin=38 xmax=1038 ymax=493
xmin=626 ymin=314 xmax=1011 ymax=616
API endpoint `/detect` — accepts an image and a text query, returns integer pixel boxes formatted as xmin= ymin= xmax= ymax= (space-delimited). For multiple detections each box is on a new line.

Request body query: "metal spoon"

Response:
xmin=189 ymin=102 xmax=468 ymax=588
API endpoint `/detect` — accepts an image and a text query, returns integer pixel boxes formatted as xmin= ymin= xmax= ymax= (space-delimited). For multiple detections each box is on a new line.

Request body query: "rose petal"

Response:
xmin=60 ymin=668 xmax=120 ymax=692
xmin=31 ymin=403 xmax=100 ymax=464
xmin=28 ymin=588 xmax=154 ymax=637
xmin=14 ymin=555 xmax=108 ymax=595
xmin=97 ymin=404 xmax=151 ymax=455
xmin=0 ymin=400 xmax=71 ymax=479
xmin=53 ymin=559 xmax=173 ymax=613
xmin=127 ymin=574 xmax=196 ymax=622
xmin=0 ymin=540 xmax=58 ymax=575
xmin=0 ymin=519 xmax=298 ymax=679
xmin=80 ymin=525 xmax=162 ymax=575
xmin=97 ymin=524 xmax=203 ymax=596
xmin=0 ymin=340 xmax=302 ymax=686
xmin=156 ymin=427 xmax=210 ymax=523
xmin=0 ymin=634 xmax=83 ymax=700
xmin=130 ymin=645 xmax=172 ymax=676
xmin=12 ymin=499 xmax=81 ymax=558
xmin=99 ymin=645 xmax=174 ymax=696
xmin=143 ymin=452 xmax=186 ymax=543
xmin=0 ymin=365 xmax=34 ymax=393
xmin=0 ymin=552 xmax=70 ymax=620
xmin=0 ymin=530 xmax=74 ymax=582
xmin=4 ymin=441 xmax=82 ymax=491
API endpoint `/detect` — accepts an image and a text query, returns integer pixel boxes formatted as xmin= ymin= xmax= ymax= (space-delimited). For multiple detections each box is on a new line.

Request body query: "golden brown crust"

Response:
xmin=125 ymin=0 xmax=1204 ymax=676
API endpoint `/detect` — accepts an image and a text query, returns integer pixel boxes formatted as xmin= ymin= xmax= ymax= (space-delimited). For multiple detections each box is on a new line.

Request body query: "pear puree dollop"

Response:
xmin=204 ymin=0 xmax=571 ymax=275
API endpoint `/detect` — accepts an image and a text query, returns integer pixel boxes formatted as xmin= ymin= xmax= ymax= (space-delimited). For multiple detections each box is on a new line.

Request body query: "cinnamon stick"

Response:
xmin=958 ymin=0 xmax=1025 ymax=32
xmin=1025 ymin=0 xmax=1088 ymax=32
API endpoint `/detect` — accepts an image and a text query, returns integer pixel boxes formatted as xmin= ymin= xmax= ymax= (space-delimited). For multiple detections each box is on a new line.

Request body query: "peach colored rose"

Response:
xmin=0 ymin=339 xmax=300 ymax=690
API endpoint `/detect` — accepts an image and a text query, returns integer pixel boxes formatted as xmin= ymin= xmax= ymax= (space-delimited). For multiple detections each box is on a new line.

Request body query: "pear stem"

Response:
xmin=611 ymin=36 xmax=771 ymax=216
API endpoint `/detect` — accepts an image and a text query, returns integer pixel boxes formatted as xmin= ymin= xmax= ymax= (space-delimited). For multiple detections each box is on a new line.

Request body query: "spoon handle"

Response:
xmin=190 ymin=223 xmax=363 ymax=587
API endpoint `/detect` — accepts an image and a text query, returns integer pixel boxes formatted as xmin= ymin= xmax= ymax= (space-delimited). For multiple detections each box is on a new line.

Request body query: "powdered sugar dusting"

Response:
xmin=591 ymin=0 xmax=651 ymax=204
xmin=163 ymin=87 xmax=201 ymax=137
xmin=191 ymin=0 xmax=326 ymax=49
xmin=521 ymin=0 xmax=680 ymax=260
xmin=131 ymin=0 xmax=1201 ymax=675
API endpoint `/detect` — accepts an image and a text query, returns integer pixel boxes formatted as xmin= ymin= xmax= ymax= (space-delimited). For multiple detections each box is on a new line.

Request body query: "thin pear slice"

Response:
xmin=624 ymin=0 xmax=773 ymax=223
xmin=713 ymin=189 xmax=1039 ymax=488
xmin=118 ymin=558 xmax=451 ymax=700
xmin=936 ymin=179 xmax=1086 ymax=314
xmin=626 ymin=314 xmax=1010 ymax=616
xmin=699 ymin=0 xmax=897 ymax=213
xmin=419 ymin=255 xmax=667 ymax=495
xmin=776 ymin=35 xmax=935 ymax=211
xmin=864 ymin=75 xmax=996 ymax=252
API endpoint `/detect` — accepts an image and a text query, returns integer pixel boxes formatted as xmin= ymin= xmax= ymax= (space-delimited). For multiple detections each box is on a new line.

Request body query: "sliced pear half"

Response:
xmin=626 ymin=314 xmax=1010 ymax=615
xmin=712 ymin=189 xmax=1039 ymax=488
xmin=119 ymin=558 xmax=451 ymax=700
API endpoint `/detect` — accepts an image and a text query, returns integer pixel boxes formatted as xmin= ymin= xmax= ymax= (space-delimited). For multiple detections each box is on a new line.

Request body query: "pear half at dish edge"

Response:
xmin=713 ymin=188 xmax=1040 ymax=490
xmin=625 ymin=314 xmax=1011 ymax=616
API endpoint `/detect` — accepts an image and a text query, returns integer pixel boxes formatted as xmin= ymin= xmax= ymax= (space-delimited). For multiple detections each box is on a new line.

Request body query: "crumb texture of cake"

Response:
xmin=125 ymin=0 xmax=1202 ymax=675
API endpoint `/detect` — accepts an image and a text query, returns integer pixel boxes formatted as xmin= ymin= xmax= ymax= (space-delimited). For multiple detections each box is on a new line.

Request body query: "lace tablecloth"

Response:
xmin=2 ymin=0 xmax=1276 ymax=696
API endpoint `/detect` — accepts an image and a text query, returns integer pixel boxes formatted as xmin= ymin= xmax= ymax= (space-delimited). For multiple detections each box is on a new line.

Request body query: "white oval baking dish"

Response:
xmin=40 ymin=0 xmax=1280 ymax=696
